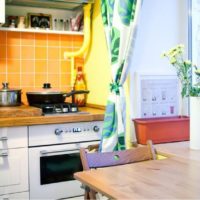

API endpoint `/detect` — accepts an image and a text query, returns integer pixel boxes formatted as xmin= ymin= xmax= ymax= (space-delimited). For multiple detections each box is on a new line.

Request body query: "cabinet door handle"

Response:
xmin=0 ymin=150 xmax=8 ymax=157
xmin=40 ymin=148 xmax=79 ymax=155
xmin=0 ymin=136 xmax=8 ymax=141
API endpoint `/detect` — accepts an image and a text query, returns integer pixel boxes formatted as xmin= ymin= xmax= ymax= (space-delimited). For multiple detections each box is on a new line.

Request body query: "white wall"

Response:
xmin=130 ymin=0 xmax=188 ymax=118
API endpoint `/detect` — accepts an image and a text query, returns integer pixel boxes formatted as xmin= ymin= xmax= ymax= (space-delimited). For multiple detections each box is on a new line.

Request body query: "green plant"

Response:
xmin=162 ymin=44 xmax=200 ymax=97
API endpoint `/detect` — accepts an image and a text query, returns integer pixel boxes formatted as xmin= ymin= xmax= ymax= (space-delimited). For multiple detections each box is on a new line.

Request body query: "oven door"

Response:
xmin=29 ymin=141 xmax=98 ymax=199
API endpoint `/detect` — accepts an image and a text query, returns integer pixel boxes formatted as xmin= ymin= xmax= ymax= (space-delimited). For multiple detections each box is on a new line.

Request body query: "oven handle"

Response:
xmin=0 ymin=150 xmax=8 ymax=157
xmin=40 ymin=148 xmax=80 ymax=155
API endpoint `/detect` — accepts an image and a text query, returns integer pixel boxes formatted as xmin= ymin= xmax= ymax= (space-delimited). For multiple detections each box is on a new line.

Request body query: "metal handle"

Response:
xmin=0 ymin=136 xmax=8 ymax=141
xmin=0 ymin=150 xmax=8 ymax=157
xmin=40 ymin=148 xmax=79 ymax=155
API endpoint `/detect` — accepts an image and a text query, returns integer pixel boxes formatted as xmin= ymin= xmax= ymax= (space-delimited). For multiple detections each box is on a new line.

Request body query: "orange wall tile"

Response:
xmin=35 ymin=46 xmax=47 ymax=60
xmin=48 ymin=34 xmax=60 ymax=46
xmin=35 ymin=60 xmax=47 ymax=73
xmin=21 ymin=60 xmax=35 ymax=73
xmin=0 ymin=31 xmax=84 ymax=104
xmin=7 ymin=32 xmax=20 ymax=46
xmin=48 ymin=60 xmax=60 ymax=74
xmin=7 ymin=60 xmax=20 ymax=73
xmin=0 ymin=74 xmax=6 ymax=84
xmin=21 ymin=32 xmax=35 ymax=46
xmin=21 ymin=74 xmax=34 ymax=87
xmin=21 ymin=46 xmax=35 ymax=59
xmin=0 ymin=45 xmax=6 ymax=58
xmin=0 ymin=32 xmax=6 ymax=45
xmin=73 ymin=35 xmax=84 ymax=47
xmin=7 ymin=73 xmax=20 ymax=87
xmin=7 ymin=46 xmax=20 ymax=59
xmin=60 ymin=35 xmax=73 ymax=46
xmin=35 ymin=73 xmax=48 ymax=87
xmin=0 ymin=59 xmax=6 ymax=73
xmin=35 ymin=33 xmax=47 ymax=46
xmin=48 ymin=47 xmax=59 ymax=60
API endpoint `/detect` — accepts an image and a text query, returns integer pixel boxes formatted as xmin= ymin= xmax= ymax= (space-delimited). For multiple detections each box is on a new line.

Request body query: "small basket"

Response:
xmin=133 ymin=116 xmax=189 ymax=144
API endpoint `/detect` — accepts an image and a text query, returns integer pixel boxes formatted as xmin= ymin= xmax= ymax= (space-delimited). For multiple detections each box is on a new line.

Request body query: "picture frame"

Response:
xmin=28 ymin=13 xmax=52 ymax=29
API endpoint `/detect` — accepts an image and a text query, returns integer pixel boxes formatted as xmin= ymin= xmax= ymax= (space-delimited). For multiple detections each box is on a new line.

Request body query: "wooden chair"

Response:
xmin=80 ymin=140 xmax=157 ymax=200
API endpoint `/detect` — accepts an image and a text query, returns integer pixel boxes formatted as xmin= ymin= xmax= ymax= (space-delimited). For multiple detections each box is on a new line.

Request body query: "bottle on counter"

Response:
xmin=58 ymin=19 xmax=64 ymax=30
xmin=53 ymin=18 xmax=58 ymax=30
xmin=63 ymin=19 xmax=69 ymax=31
xmin=73 ymin=66 xmax=87 ymax=107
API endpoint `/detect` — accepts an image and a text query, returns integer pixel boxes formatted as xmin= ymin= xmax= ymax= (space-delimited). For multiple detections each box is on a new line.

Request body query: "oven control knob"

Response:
xmin=93 ymin=125 xmax=100 ymax=132
xmin=55 ymin=128 xmax=63 ymax=135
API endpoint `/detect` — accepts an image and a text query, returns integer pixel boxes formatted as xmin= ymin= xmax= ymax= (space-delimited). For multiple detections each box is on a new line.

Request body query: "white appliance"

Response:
xmin=28 ymin=121 xmax=103 ymax=199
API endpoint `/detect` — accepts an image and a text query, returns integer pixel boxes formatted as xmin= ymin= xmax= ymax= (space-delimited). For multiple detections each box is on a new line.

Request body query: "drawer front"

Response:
xmin=0 ymin=127 xmax=27 ymax=149
xmin=0 ymin=148 xmax=28 ymax=195
xmin=0 ymin=192 xmax=29 ymax=200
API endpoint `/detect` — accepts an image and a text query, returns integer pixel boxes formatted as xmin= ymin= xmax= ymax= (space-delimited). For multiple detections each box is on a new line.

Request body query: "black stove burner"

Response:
xmin=31 ymin=103 xmax=79 ymax=114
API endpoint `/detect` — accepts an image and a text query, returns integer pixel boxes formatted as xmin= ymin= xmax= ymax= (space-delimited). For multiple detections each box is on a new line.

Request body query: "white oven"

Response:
xmin=28 ymin=121 xmax=103 ymax=199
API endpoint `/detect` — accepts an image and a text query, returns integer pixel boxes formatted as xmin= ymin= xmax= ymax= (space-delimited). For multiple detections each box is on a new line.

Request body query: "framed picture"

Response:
xmin=28 ymin=13 xmax=52 ymax=29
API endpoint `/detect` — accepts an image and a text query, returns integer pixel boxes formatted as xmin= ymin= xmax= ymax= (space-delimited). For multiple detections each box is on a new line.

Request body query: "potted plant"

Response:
xmin=162 ymin=44 xmax=200 ymax=149
xmin=162 ymin=44 xmax=200 ymax=97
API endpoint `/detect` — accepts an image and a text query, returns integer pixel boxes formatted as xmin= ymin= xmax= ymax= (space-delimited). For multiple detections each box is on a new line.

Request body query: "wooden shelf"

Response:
xmin=0 ymin=27 xmax=83 ymax=35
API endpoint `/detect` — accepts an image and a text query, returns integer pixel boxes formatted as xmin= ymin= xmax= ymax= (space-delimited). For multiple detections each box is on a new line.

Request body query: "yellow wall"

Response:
xmin=85 ymin=0 xmax=110 ymax=106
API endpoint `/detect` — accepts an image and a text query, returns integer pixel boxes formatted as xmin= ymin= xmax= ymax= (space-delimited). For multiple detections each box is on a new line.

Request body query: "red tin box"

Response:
xmin=133 ymin=116 xmax=189 ymax=145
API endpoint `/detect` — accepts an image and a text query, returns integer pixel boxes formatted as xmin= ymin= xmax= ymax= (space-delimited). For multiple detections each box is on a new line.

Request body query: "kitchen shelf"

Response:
xmin=0 ymin=27 xmax=83 ymax=35
xmin=6 ymin=0 xmax=94 ymax=11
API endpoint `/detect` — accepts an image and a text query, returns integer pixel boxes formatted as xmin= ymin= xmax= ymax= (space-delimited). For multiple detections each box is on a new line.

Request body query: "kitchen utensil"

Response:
xmin=0 ymin=82 xmax=22 ymax=106
xmin=26 ymin=83 xmax=89 ymax=105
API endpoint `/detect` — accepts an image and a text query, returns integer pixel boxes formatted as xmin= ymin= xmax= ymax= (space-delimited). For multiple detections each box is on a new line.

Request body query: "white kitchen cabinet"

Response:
xmin=0 ymin=0 xmax=5 ymax=23
xmin=0 ymin=191 xmax=29 ymax=199
xmin=0 ymin=127 xmax=29 ymax=197
xmin=0 ymin=126 xmax=27 ymax=149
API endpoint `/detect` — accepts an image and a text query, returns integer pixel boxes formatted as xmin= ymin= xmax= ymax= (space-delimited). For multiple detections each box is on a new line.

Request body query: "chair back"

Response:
xmin=79 ymin=140 xmax=157 ymax=199
xmin=80 ymin=140 xmax=157 ymax=170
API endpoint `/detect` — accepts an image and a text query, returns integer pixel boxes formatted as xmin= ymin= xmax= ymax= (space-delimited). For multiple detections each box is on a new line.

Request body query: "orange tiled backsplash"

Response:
xmin=0 ymin=31 xmax=84 ymax=104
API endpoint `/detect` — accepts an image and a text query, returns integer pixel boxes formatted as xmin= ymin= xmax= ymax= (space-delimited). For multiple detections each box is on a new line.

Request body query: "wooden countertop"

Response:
xmin=0 ymin=105 xmax=42 ymax=118
xmin=0 ymin=107 xmax=105 ymax=127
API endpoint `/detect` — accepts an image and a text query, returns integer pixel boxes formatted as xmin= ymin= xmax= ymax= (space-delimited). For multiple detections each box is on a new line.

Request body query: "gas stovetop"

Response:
xmin=31 ymin=103 xmax=79 ymax=115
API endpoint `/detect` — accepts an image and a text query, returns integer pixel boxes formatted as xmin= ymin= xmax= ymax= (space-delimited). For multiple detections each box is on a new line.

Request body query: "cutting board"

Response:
xmin=0 ymin=105 xmax=42 ymax=118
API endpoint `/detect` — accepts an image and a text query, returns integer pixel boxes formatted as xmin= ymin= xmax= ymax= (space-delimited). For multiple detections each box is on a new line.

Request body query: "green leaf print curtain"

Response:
xmin=99 ymin=0 xmax=142 ymax=152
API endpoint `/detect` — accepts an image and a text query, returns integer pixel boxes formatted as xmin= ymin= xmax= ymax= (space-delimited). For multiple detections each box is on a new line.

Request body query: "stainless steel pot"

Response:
xmin=0 ymin=82 xmax=22 ymax=106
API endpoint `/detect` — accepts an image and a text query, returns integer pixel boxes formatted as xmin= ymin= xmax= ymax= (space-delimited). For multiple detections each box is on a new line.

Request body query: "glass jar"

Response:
xmin=58 ymin=19 xmax=64 ymax=31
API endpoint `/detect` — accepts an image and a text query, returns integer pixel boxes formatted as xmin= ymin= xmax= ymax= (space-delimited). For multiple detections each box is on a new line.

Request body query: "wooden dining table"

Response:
xmin=74 ymin=155 xmax=200 ymax=199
